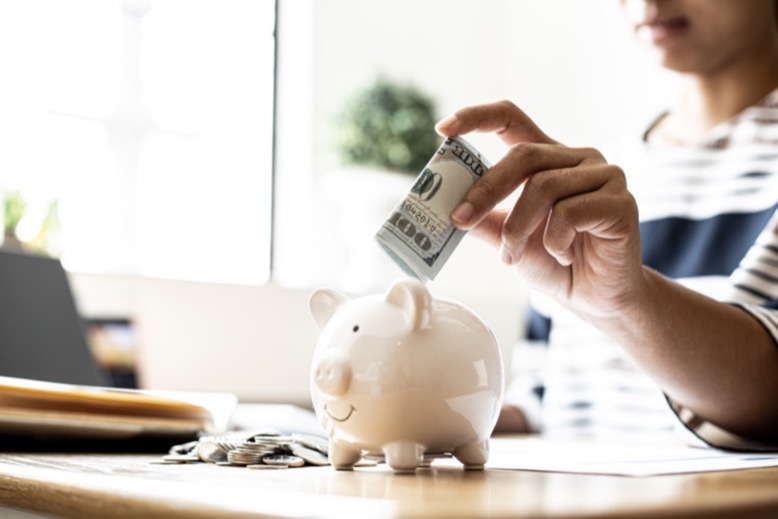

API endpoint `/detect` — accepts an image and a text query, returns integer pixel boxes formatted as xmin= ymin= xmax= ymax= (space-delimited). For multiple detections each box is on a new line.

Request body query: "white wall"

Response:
xmin=313 ymin=0 xmax=676 ymax=159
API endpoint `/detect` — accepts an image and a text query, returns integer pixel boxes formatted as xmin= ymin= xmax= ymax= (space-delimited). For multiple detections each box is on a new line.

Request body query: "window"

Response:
xmin=0 ymin=0 xmax=275 ymax=285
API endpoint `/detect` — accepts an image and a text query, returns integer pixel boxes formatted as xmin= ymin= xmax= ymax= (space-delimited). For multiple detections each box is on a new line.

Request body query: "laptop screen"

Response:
xmin=0 ymin=249 xmax=103 ymax=386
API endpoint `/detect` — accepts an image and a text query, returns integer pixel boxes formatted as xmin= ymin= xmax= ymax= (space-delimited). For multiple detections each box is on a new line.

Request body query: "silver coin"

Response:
xmin=247 ymin=464 xmax=288 ymax=470
xmin=236 ymin=442 xmax=278 ymax=453
xmin=291 ymin=434 xmax=329 ymax=455
xmin=168 ymin=440 xmax=199 ymax=456
xmin=362 ymin=453 xmax=385 ymax=462
xmin=162 ymin=454 xmax=200 ymax=463
xmin=196 ymin=439 xmax=228 ymax=463
xmin=150 ymin=459 xmax=187 ymax=465
xmin=216 ymin=434 xmax=249 ymax=452
xmin=289 ymin=445 xmax=328 ymax=466
xmin=423 ymin=452 xmax=453 ymax=460
xmin=263 ymin=454 xmax=305 ymax=467
xmin=228 ymin=451 xmax=261 ymax=459
xmin=252 ymin=438 xmax=294 ymax=446
xmin=228 ymin=453 xmax=263 ymax=466
xmin=252 ymin=433 xmax=294 ymax=442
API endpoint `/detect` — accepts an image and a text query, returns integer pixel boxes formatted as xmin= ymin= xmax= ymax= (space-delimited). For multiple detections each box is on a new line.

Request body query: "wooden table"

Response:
xmin=0 ymin=439 xmax=777 ymax=518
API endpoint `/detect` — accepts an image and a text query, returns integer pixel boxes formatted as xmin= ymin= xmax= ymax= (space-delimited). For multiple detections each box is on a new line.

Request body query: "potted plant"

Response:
xmin=3 ymin=191 xmax=27 ymax=251
xmin=336 ymin=77 xmax=440 ymax=176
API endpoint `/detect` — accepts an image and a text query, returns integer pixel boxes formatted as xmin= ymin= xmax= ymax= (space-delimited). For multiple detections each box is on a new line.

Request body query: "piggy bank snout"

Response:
xmin=313 ymin=351 xmax=352 ymax=396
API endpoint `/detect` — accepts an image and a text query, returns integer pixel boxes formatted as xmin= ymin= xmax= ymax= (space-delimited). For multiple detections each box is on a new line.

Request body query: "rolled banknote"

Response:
xmin=375 ymin=136 xmax=491 ymax=281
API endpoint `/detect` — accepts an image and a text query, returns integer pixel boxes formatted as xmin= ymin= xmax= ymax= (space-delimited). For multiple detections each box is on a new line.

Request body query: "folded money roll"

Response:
xmin=375 ymin=136 xmax=491 ymax=281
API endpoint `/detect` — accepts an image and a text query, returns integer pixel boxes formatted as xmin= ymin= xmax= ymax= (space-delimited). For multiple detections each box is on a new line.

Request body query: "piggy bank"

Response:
xmin=309 ymin=278 xmax=504 ymax=473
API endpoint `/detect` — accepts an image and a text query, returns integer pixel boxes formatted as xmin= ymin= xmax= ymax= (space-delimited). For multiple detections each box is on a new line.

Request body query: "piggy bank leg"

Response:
xmin=453 ymin=439 xmax=488 ymax=470
xmin=383 ymin=441 xmax=425 ymax=474
xmin=329 ymin=441 xmax=362 ymax=470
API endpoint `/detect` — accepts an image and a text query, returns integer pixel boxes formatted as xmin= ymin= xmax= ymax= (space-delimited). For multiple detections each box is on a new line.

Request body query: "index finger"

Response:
xmin=435 ymin=100 xmax=557 ymax=146
xmin=450 ymin=143 xmax=593 ymax=230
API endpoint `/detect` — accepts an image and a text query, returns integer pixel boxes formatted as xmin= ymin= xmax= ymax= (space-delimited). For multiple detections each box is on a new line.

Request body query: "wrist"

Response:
xmin=576 ymin=266 xmax=660 ymax=338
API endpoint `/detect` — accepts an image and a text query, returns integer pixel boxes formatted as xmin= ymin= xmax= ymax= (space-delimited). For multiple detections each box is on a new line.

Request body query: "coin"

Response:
xmin=253 ymin=433 xmax=294 ymax=441
xmin=289 ymin=445 xmax=329 ymax=466
xmin=363 ymin=453 xmax=385 ymax=462
xmin=291 ymin=433 xmax=329 ymax=455
xmin=196 ymin=439 xmax=228 ymax=463
xmin=227 ymin=452 xmax=263 ymax=466
xmin=162 ymin=454 xmax=200 ymax=463
xmin=263 ymin=454 xmax=305 ymax=467
xmin=155 ymin=431 xmax=333 ymax=469
xmin=423 ymin=452 xmax=453 ymax=460
xmin=238 ymin=440 xmax=277 ymax=453
xmin=169 ymin=440 xmax=199 ymax=456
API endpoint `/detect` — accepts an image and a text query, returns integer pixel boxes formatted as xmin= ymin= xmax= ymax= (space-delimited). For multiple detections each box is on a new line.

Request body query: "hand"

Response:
xmin=436 ymin=100 xmax=645 ymax=319
xmin=492 ymin=404 xmax=529 ymax=435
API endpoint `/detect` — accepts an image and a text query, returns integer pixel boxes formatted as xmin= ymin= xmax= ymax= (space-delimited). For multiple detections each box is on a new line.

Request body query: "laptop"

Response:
xmin=0 ymin=249 xmax=104 ymax=386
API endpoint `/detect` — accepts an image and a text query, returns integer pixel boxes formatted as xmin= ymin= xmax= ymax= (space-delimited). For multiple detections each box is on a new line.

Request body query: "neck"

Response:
xmin=674 ymin=40 xmax=778 ymax=138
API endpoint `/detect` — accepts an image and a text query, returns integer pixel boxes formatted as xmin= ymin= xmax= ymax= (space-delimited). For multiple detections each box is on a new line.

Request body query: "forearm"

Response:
xmin=586 ymin=267 xmax=778 ymax=441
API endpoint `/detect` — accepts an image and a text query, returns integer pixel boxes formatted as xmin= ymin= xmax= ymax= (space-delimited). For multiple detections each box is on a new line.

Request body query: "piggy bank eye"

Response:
xmin=352 ymin=325 xmax=359 ymax=333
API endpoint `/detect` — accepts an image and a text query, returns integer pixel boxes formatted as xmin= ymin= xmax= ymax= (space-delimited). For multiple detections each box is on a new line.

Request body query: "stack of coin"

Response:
xmin=227 ymin=441 xmax=278 ymax=466
xmin=196 ymin=434 xmax=247 ymax=463
xmin=157 ymin=431 xmax=336 ymax=470
xmin=156 ymin=432 xmax=389 ymax=469
xmin=260 ymin=454 xmax=305 ymax=468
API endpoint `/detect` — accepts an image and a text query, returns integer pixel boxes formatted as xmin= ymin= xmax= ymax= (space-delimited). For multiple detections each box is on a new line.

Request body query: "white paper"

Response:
xmin=437 ymin=437 xmax=778 ymax=477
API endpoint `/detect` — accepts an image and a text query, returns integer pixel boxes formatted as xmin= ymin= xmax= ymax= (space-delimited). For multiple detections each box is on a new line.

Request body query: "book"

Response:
xmin=0 ymin=375 xmax=237 ymax=441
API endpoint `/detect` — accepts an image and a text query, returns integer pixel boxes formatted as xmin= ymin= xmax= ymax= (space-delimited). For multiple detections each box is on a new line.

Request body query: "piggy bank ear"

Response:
xmin=385 ymin=278 xmax=432 ymax=331
xmin=309 ymin=289 xmax=348 ymax=330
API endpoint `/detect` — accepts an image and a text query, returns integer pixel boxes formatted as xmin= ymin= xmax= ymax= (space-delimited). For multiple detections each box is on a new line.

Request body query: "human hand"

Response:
xmin=436 ymin=100 xmax=645 ymax=319
xmin=492 ymin=404 xmax=529 ymax=435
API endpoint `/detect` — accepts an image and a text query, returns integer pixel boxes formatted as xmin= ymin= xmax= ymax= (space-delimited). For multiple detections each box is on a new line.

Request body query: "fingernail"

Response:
xmin=435 ymin=115 xmax=458 ymax=134
xmin=451 ymin=201 xmax=474 ymax=226
xmin=499 ymin=244 xmax=513 ymax=265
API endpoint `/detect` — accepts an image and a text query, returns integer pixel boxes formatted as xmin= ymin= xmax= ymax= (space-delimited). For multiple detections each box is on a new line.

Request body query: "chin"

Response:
xmin=644 ymin=45 xmax=709 ymax=74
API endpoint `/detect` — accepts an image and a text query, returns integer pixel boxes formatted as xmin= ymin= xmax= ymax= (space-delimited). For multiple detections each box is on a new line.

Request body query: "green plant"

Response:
xmin=3 ymin=191 xmax=26 ymax=236
xmin=336 ymin=77 xmax=440 ymax=175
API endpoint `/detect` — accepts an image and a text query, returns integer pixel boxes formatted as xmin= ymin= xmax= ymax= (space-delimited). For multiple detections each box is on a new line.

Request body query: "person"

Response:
xmin=435 ymin=0 xmax=778 ymax=450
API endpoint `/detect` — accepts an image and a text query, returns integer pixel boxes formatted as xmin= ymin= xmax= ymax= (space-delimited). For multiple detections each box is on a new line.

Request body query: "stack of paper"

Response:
xmin=0 ymin=376 xmax=237 ymax=440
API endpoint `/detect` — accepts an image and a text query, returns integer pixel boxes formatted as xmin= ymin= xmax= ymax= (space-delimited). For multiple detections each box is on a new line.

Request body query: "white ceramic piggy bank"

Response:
xmin=309 ymin=278 xmax=504 ymax=473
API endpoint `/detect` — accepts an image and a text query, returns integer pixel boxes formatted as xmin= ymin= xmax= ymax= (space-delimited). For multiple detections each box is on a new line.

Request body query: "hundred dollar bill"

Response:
xmin=375 ymin=136 xmax=491 ymax=281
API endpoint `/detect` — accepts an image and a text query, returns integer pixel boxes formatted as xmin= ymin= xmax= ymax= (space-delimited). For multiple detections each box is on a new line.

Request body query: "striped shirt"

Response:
xmin=506 ymin=88 xmax=778 ymax=451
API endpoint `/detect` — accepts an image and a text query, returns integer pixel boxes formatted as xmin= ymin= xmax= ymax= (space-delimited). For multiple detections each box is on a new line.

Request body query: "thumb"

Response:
xmin=467 ymin=209 xmax=509 ymax=250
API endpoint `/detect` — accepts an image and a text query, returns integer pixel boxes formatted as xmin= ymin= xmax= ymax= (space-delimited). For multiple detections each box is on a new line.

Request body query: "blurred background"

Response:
xmin=0 ymin=0 xmax=675 ymax=405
